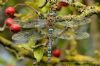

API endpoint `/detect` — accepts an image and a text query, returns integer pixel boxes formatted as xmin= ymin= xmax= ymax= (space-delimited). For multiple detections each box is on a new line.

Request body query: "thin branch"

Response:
xmin=71 ymin=2 xmax=86 ymax=7
xmin=32 ymin=44 xmax=45 ymax=49
xmin=41 ymin=55 xmax=100 ymax=65
xmin=32 ymin=39 xmax=48 ymax=49
xmin=0 ymin=36 xmax=34 ymax=59
xmin=0 ymin=23 xmax=6 ymax=31
xmin=14 ymin=3 xmax=40 ymax=15
xmin=38 ymin=0 xmax=48 ymax=8
xmin=56 ymin=5 xmax=99 ymax=23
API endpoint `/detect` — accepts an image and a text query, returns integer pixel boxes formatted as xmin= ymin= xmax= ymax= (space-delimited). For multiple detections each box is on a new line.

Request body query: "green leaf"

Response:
xmin=33 ymin=47 xmax=44 ymax=62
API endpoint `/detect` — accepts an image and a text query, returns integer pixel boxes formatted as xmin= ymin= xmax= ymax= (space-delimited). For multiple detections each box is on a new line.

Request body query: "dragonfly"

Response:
xmin=14 ymin=13 xmax=90 ymax=39
xmin=1 ymin=0 xmax=91 ymax=62
xmin=11 ymin=11 xmax=90 ymax=63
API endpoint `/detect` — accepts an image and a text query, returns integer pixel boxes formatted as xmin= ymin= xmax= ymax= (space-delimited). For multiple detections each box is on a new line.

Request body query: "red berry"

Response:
xmin=5 ymin=6 xmax=15 ymax=16
xmin=58 ymin=1 xmax=69 ymax=7
xmin=9 ymin=24 xmax=21 ymax=33
xmin=5 ymin=18 xmax=14 ymax=26
xmin=52 ymin=49 xmax=61 ymax=57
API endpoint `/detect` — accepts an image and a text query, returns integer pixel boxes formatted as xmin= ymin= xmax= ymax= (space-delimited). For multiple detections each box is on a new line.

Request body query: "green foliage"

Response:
xmin=0 ymin=0 xmax=100 ymax=66
xmin=33 ymin=47 xmax=44 ymax=62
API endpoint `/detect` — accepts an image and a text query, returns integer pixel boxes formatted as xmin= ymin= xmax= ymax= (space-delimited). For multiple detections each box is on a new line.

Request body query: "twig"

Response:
xmin=14 ymin=3 xmax=40 ymax=15
xmin=32 ymin=39 xmax=48 ymax=49
xmin=71 ymin=2 xmax=86 ymax=7
xmin=0 ymin=36 xmax=35 ymax=59
xmin=56 ymin=5 xmax=99 ymax=22
xmin=32 ymin=44 xmax=45 ymax=49
xmin=38 ymin=0 xmax=48 ymax=8
xmin=41 ymin=55 xmax=100 ymax=65
xmin=0 ymin=23 xmax=6 ymax=31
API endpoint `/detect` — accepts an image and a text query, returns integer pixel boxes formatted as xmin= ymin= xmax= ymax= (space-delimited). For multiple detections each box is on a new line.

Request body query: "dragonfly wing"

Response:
xmin=55 ymin=17 xmax=91 ymax=27
xmin=75 ymin=32 xmax=90 ymax=40
xmin=17 ymin=19 xmax=46 ymax=29
xmin=12 ymin=30 xmax=42 ymax=44
xmin=73 ymin=17 xmax=91 ymax=26
xmin=54 ymin=32 xmax=89 ymax=40
xmin=12 ymin=31 xmax=31 ymax=44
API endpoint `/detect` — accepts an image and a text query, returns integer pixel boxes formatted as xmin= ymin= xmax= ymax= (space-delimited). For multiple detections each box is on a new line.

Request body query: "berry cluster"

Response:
xmin=5 ymin=6 xmax=21 ymax=33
